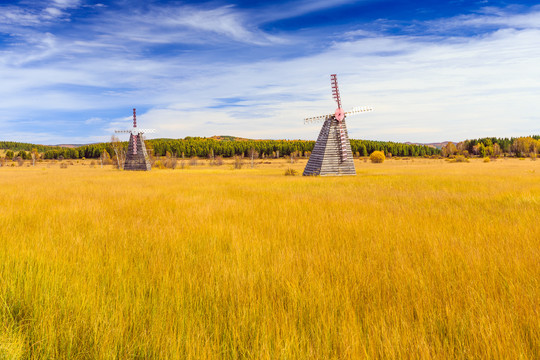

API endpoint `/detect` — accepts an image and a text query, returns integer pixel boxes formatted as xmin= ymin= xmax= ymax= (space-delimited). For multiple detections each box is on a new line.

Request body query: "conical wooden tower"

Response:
xmin=303 ymin=117 xmax=356 ymax=176
xmin=115 ymin=108 xmax=155 ymax=171
xmin=124 ymin=132 xmax=151 ymax=171
xmin=303 ymin=74 xmax=372 ymax=176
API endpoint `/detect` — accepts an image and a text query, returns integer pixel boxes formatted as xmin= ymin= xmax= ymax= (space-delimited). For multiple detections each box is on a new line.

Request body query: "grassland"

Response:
xmin=0 ymin=158 xmax=539 ymax=359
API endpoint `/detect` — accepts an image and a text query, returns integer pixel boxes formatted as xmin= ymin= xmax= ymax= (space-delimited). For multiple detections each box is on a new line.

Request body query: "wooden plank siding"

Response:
xmin=124 ymin=134 xmax=152 ymax=171
xmin=303 ymin=117 xmax=356 ymax=176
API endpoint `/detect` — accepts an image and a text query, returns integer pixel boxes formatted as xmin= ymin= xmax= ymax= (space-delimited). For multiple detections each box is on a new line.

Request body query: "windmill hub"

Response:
xmin=335 ymin=108 xmax=345 ymax=122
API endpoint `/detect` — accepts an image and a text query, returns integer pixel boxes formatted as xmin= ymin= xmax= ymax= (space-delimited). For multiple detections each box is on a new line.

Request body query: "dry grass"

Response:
xmin=0 ymin=159 xmax=539 ymax=359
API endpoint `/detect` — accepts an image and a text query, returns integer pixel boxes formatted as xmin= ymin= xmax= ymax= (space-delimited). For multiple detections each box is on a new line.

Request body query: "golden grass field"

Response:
xmin=0 ymin=158 xmax=539 ymax=359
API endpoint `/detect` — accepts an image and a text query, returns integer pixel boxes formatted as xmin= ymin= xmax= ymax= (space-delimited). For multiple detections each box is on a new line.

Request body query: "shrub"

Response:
xmin=370 ymin=151 xmax=385 ymax=163
xmin=154 ymin=160 xmax=166 ymax=169
xmin=284 ymin=168 xmax=298 ymax=176
xmin=449 ymin=155 xmax=469 ymax=163
xmin=234 ymin=156 xmax=244 ymax=169
xmin=483 ymin=157 xmax=490 ymax=163
xmin=163 ymin=157 xmax=177 ymax=169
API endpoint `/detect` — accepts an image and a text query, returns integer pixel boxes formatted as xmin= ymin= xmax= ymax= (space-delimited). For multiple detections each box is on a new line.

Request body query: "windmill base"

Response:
xmin=123 ymin=133 xmax=151 ymax=171
xmin=303 ymin=117 xmax=356 ymax=176
xmin=124 ymin=157 xmax=151 ymax=171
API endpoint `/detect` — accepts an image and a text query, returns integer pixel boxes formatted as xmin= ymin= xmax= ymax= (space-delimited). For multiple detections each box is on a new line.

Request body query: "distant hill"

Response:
xmin=209 ymin=135 xmax=251 ymax=141
xmin=55 ymin=144 xmax=90 ymax=148
xmin=403 ymin=141 xmax=456 ymax=149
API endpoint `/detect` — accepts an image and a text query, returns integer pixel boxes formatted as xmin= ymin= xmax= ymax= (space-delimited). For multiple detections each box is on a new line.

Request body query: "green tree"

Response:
xmin=478 ymin=143 xmax=487 ymax=158
xmin=17 ymin=150 xmax=29 ymax=160
xmin=361 ymin=144 xmax=368 ymax=157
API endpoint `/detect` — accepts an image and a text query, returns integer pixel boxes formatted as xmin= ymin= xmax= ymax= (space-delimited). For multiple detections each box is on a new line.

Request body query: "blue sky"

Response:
xmin=1 ymin=0 xmax=539 ymax=144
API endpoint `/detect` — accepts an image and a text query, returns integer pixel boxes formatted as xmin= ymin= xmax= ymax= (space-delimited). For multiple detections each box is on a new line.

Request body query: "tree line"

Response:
xmin=1 ymin=137 xmax=440 ymax=160
xmin=441 ymin=136 xmax=540 ymax=158
xmin=349 ymin=140 xmax=438 ymax=157
xmin=0 ymin=141 xmax=63 ymax=153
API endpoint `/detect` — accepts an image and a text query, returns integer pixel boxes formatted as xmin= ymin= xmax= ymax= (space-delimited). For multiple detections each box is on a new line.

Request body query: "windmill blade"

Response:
xmin=115 ymin=130 xmax=131 ymax=133
xmin=331 ymin=74 xmax=342 ymax=109
xmin=304 ymin=114 xmax=333 ymax=124
xmin=344 ymin=106 xmax=373 ymax=116
xmin=132 ymin=108 xmax=137 ymax=128
xmin=133 ymin=128 xmax=156 ymax=134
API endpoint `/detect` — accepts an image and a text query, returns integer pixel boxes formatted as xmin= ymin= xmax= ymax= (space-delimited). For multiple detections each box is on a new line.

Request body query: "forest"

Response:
xmin=0 ymin=137 xmax=441 ymax=160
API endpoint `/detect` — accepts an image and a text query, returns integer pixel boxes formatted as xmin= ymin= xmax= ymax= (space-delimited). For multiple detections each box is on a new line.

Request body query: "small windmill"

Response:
xmin=303 ymin=74 xmax=372 ymax=176
xmin=115 ymin=108 xmax=155 ymax=171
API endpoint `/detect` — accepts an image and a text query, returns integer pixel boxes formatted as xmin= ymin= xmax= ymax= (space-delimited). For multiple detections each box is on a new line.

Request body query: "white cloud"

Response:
xmin=421 ymin=5 xmax=540 ymax=33
xmin=0 ymin=7 xmax=41 ymax=26
xmin=52 ymin=0 xmax=81 ymax=9
xmin=254 ymin=0 xmax=364 ymax=23
xmin=158 ymin=6 xmax=269 ymax=44
xmin=79 ymin=4 xmax=288 ymax=47
xmin=44 ymin=7 xmax=64 ymax=18
xmin=84 ymin=117 xmax=103 ymax=125
xmin=0 ymin=0 xmax=81 ymax=29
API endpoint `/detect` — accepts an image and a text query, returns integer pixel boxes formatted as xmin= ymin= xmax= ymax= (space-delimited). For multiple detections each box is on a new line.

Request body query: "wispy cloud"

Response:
xmin=0 ymin=0 xmax=82 ymax=27
xmin=88 ymin=4 xmax=288 ymax=47
xmin=0 ymin=6 xmax=42 ymax=26
xmin=51 ymin=0 xmax=81 ymax=9
xmin=394 ymin=4 xmax=540 ymax=35
xmin=252 ymin=0 xmax=364 ymax=23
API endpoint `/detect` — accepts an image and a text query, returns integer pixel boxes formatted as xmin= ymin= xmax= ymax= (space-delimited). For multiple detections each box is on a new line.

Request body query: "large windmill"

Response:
xmin=115 ymin=108 xmax=155 ymax=171
xmin=303 ymin=74 xmax=372 ymax=176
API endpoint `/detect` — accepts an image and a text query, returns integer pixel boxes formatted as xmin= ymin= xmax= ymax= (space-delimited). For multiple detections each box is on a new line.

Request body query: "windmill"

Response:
xmin=303 ymin=74 xmax=372 ymax=176
xmin=115 ymin=108 xmax=155 ymax=171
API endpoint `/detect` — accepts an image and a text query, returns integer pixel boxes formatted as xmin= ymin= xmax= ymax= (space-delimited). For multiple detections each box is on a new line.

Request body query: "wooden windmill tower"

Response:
xmin=303 ymin=74 xmax=372 ymax=176
xmin=115 ymin=108 xmax=155 ymax=171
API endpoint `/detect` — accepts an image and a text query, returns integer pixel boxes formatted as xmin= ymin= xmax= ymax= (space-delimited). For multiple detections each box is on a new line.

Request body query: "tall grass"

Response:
xmin=0 ymin=159 xmax=539 ymax=359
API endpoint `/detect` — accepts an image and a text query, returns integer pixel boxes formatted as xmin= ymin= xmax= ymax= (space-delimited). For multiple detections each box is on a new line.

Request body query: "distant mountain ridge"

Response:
xmin=403 ymin=141 xmax=456 ymax=149
xmin=55 ymin=144 xmax=89 ymax=148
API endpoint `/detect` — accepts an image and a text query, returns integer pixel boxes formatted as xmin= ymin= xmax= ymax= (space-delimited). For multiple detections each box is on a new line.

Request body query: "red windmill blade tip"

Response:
xmin=330 ymin=74 xmax=341 ymax=108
